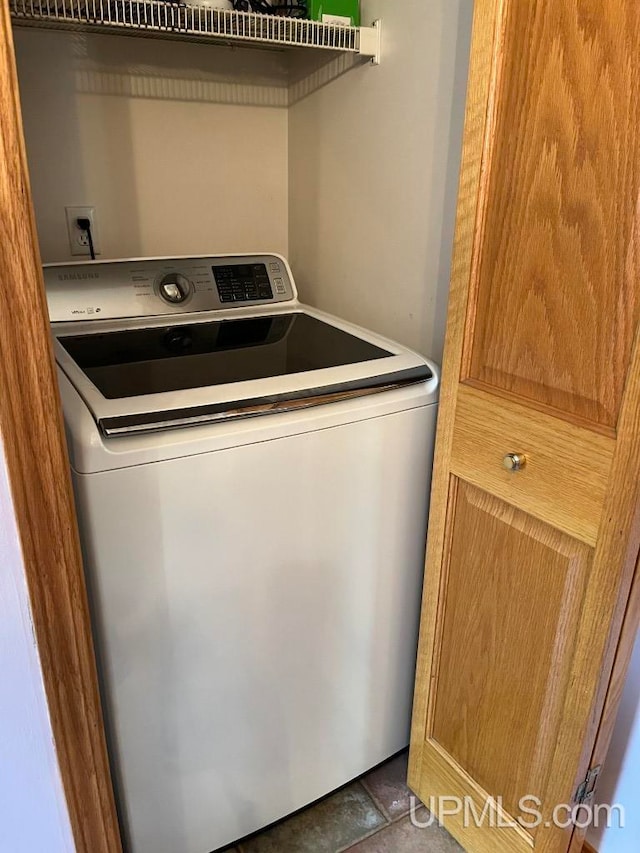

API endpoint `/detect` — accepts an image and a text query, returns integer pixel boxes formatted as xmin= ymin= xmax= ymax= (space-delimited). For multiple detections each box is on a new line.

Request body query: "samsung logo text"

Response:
xmin=58 ymin=272 xmax=100 ymax=281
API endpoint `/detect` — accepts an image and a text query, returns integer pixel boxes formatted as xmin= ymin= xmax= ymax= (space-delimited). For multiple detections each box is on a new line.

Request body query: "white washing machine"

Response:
xmin=45 ymin=254 xmax=440 ymax=853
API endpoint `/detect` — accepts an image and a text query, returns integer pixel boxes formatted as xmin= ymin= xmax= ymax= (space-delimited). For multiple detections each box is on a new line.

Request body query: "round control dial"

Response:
xmin=158 ymin=273 xmax=192 ymax=304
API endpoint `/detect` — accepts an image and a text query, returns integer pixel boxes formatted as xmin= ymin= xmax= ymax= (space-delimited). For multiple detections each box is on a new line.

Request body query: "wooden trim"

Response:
xmin=0 ymin=4 xmax=122 ymax=851
xmin=568 ymin=550 xmax=640 ymax=853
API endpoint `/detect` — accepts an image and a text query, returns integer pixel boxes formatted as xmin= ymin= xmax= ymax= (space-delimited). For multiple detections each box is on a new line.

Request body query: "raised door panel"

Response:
xmin=431 ymin=482 xmax=592 ymax=831
xmin=466 ymin=0 xmax=640 ymax=429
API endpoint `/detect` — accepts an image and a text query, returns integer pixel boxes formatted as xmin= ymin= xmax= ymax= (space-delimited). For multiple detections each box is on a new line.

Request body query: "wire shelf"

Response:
xmin=9 ymin=0 xmax=380 ymax=59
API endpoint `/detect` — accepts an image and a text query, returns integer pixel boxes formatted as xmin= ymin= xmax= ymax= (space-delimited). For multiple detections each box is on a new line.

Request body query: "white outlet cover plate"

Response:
xmin=65 ymin=206 xmax=101 ymax=257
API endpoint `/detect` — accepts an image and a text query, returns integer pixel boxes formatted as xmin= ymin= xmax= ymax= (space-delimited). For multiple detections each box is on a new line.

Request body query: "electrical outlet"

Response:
xmin=65 ymin=206 xmax=101 ymax=257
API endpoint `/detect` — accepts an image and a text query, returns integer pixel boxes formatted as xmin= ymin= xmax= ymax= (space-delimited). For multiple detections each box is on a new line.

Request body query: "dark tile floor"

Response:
xmin=222 ymin=751 xmax=463 ymax=853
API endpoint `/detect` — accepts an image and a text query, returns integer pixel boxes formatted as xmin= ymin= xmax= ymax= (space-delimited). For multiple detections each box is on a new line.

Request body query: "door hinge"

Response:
xmin=574 ymin=765 xmax=602 ymax=805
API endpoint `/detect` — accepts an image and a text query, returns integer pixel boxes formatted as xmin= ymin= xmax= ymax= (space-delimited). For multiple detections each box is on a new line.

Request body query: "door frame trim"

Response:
xmin=0 ymin=4 xmax=121 ymax=850
xmin=568 ymin=551 xmax=640 ymax=853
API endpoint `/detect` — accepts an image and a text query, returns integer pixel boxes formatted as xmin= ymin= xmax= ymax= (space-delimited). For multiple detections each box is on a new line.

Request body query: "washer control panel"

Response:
xmin=45 ymin=254 xmax=296 ymax=322
xmin=214 ymin=263 xmax=273 ymax=303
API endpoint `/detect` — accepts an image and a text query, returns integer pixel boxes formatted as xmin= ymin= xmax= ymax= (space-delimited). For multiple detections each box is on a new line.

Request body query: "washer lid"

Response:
xmin=54 ymin=308 xmax=433 ymax=436
xmin=58 ymin=312 xmax=393 ymax=399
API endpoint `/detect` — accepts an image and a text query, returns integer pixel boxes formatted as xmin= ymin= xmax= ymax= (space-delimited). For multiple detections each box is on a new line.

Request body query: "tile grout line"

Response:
xmin=331 ymin=779 xmax=392 ymax=853
xmin=359 ymin=776 xmax=415 ymax=825
xmin=233 ymin=779 xmax=390 ymax=853
xmin=359 ymin=776 xmax=413 ymax=825
xmin=359 ymin=777 xmax=394 ymax=824
xmin=334 ymin=818 xmax=392 ymax=853
xmin=230 ymin=767 xmax=421 ymax=853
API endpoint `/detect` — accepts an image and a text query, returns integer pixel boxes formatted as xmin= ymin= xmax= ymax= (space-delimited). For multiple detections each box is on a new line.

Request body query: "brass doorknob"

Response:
xmin=503 ymin=453 xmax=526 ymax=472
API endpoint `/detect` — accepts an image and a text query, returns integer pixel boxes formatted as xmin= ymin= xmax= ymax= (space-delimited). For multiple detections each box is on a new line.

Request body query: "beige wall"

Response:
xmin=14 ymin=2 xmax=472 ymax=358
xmin=14 ymin=29 xmax=290 ymax=262
xmin=289 ymin=0 xmax=473 ymax=360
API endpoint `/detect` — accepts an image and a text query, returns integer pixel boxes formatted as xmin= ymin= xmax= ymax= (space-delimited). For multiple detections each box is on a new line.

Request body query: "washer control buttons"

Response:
xmin=158 ymin=273 xmax=192 ymax=304
xmin=273 ymin=277 xmax=286 ymax=295
xmin=214 ymin=263 xmax=274 ymax=303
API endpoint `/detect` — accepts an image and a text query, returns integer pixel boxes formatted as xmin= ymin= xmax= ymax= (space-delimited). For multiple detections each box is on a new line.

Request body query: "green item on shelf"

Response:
xmin=308 ymin=0 xmax=360 ymax=27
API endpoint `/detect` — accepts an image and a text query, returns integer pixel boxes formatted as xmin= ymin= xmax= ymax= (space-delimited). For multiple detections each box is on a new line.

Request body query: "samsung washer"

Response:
xmin=45 ymin=254 xmax=440 ymax=853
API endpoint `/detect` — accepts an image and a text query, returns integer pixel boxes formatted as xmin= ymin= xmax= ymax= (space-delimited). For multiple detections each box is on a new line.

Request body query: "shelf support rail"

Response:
xmin=10 ymin=0 xmax=382 ymax=63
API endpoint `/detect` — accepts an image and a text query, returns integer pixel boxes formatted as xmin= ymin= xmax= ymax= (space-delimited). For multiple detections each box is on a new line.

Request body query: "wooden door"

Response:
xmin=409 ymin=2 xmax=640 ymax=852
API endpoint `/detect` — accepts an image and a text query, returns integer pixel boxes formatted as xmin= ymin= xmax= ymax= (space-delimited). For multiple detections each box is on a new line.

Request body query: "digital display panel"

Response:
xmin=213 ymin=264 xmax=274 ymax=303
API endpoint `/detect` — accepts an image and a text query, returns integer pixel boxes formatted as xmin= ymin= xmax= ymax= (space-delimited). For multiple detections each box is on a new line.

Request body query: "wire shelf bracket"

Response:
xmin=10 ymin=1 xmax=382 ymax=64
xmin=359 ymin=18 xmax=380 ymax=65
